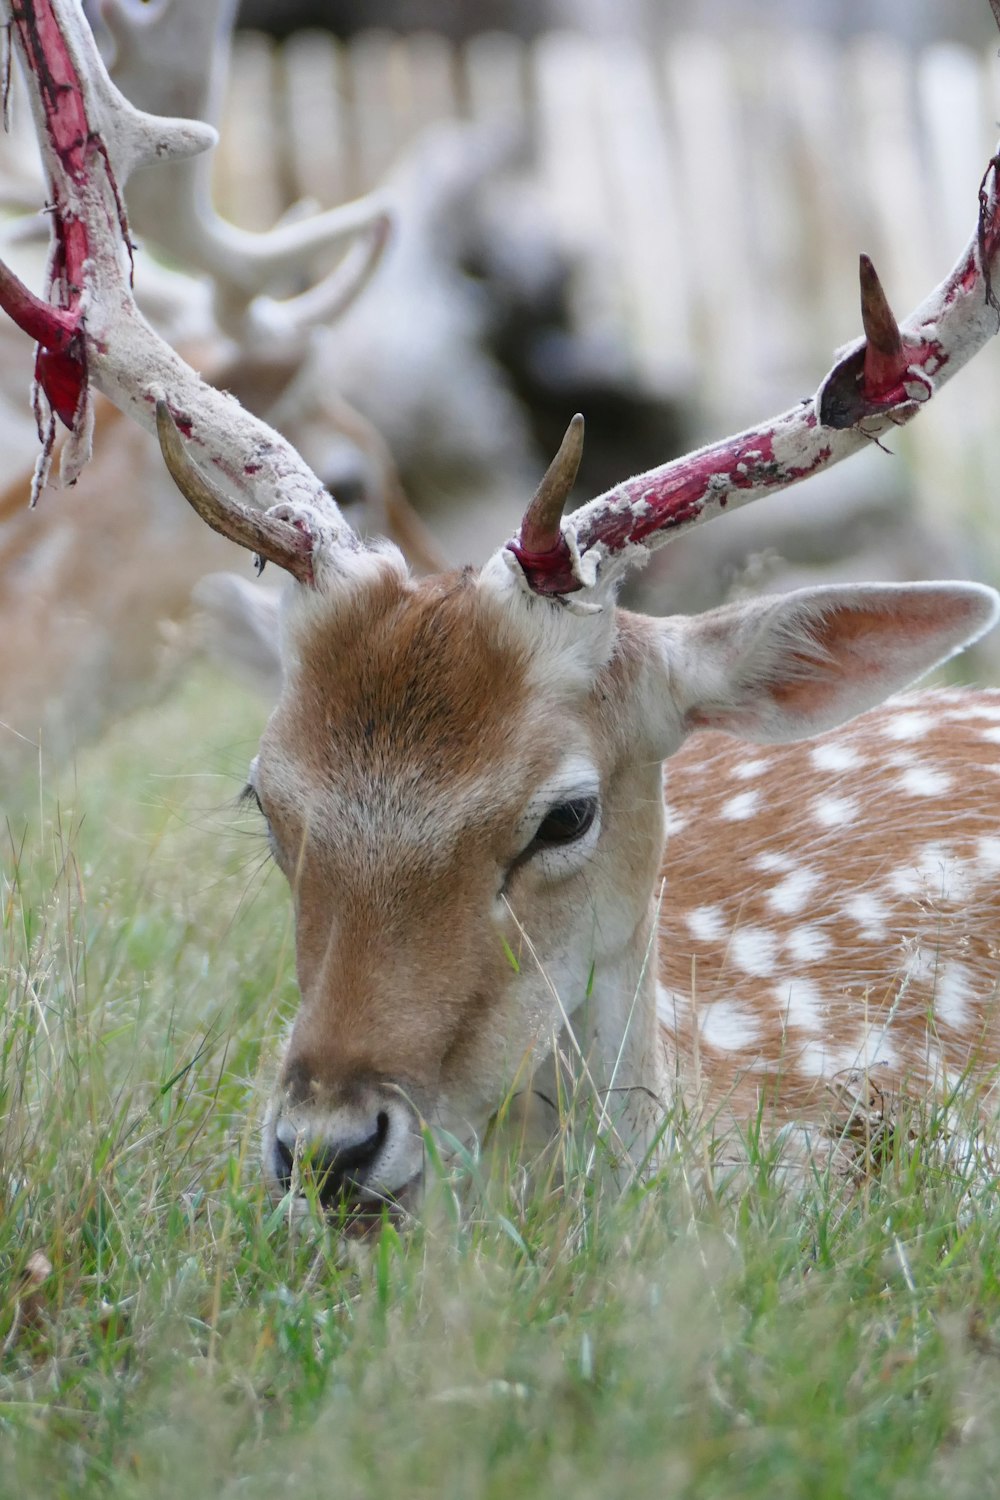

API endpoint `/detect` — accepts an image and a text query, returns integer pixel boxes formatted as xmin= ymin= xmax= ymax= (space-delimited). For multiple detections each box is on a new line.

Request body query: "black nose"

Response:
xmin=313 ymin=1111 xmax=391 ymax=1207
xmin=274 ymin=1112 xmax=391 ymax=1208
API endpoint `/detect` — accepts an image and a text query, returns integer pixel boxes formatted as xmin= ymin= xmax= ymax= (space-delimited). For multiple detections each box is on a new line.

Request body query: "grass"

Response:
xmin=5 ymin=668 xmax=1000 ymax=1498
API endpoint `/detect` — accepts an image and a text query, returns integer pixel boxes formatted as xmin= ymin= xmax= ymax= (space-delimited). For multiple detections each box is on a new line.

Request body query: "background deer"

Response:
xmin=4 ymin=0 xmax=1000 ymax=1215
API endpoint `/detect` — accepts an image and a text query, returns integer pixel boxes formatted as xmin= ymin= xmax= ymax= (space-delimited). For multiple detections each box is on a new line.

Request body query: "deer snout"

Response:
xmin=263 ymin=1088 xmax=423 ymax=1213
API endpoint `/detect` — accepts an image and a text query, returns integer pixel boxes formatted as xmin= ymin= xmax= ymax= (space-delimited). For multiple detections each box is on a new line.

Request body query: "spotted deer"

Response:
xmin=5 ymin=0 xmax=1000 ymax=1213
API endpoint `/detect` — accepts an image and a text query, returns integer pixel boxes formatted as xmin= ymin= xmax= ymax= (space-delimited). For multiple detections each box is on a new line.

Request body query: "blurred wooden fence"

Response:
xmin=218 ymin=33 xmax=996 ymax=382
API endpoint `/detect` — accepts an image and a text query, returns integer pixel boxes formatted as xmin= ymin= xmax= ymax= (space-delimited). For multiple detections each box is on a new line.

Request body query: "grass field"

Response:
xmin=5 ymin=668 xmax=1000 ymax=1498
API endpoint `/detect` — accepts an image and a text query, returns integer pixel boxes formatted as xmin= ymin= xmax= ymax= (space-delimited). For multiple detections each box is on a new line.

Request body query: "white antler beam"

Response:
xmin=0 ymin=0 xmax=356 ymax=568
xmin=509 ymin=154 xmax=1000 ymax=595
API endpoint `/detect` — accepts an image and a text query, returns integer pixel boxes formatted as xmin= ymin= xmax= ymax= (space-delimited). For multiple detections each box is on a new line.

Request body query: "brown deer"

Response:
xmin=4 ymin=0 xmax=1000 ymax=1214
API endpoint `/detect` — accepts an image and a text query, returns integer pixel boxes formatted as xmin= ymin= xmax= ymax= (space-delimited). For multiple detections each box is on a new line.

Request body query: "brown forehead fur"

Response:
xmin=274 ymin=568 xmax=533 ymax=789
xmin=268 ymin=571 xmax=651 ymax=806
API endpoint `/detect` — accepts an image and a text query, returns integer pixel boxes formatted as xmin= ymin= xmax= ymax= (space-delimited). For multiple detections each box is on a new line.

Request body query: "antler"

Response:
xmin=517 ymin=413 xmax=585 ymax=555
xmin=0 ymin=0 xmax=358 ymax=579
xmin=91 ymin=0 xmax=390 ymax=343
xmin=508 ymin=169 xmax=1000 ymax=596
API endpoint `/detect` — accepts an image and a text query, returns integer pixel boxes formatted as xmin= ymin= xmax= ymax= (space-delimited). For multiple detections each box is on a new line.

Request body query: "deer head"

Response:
xmin=3 ymin=0 xmax=1000 ymax=1214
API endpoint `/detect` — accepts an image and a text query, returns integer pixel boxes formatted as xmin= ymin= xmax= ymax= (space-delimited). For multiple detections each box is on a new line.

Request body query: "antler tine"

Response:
xmin=155 ymin=401 xmax=315 ymax=585
xmin=517 ymin=414 xmax=585 ymax=556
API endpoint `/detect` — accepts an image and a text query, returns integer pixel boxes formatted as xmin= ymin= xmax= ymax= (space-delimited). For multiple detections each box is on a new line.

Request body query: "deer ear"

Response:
xmin=192 ymin=572 xmax=284 ymax=699
xmin=653 ymin=582 xmax=999 ymax=747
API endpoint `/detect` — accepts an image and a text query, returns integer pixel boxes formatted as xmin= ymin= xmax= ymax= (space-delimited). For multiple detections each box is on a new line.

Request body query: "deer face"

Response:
xmin=250 ymin=554 xmax=671 ymax=1212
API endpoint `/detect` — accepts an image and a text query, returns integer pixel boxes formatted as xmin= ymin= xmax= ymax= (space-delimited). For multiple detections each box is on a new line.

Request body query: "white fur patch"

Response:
xmin=685 ymin=904 xmax=726 ymax=942
xmin=975 ymin=836 xmax=1000 ymax=872
xmin=755 ymin=850 xmax=797 ymax=875
xmin=896 ymin=765 xmax=953 ymax=797
xmin=775 ymin=977 xmax=826 ymax=1033
xmin=902 ymin=942 xmax=937 ymax=984
xmin=732 ymin=757 xmax=771 ymax=781
xmin=810 ymin=741 xmax=864 ymax=772
xmin=880 ymin=712 xmax=933 ymax=741
xmin=842 ymin=892 xmax=890 ymax=939
xmin=934 ymin=961 xmax=975 ymax=1030
xmin=812 ymin=794 xmax=859 ymax=828
xmin=720 ymin=788 xmax=762 ymax=821
xmin=913 ymin=843 xmax=974 ymax=904
xmin=783 ymin=925 xmax=832 ymax=963
xmin=729 ymin=926 xmax=778 ymax=977
xmin=663 ymin=802 xmax=689 ymax=837
xmin=765 ymin=866 xmax=822 ymax=916
xmin=698 ymin=998 xmax=761 ymax=1050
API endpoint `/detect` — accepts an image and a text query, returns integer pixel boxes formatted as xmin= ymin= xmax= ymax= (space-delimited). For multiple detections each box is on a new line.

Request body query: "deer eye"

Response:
xmin=530 ymin=797 xmax=598 ymax=851
xmin=238 ymin=782 xmax=264 ymax=816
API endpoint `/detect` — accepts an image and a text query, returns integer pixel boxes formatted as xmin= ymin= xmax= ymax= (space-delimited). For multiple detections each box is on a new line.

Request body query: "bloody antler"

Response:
xmin=510 ymin=160 xmax=1000 ymax=597
xmin=0 ymin=0 xmax=357 ymax=576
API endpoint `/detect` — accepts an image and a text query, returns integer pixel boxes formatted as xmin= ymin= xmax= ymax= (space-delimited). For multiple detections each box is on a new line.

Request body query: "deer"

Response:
xmin=5 ymin=0 xmax=1000 ymax=1217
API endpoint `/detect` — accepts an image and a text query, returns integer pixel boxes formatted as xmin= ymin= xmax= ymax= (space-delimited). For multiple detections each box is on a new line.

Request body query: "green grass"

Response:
xmin=5 ymin=669 xmax=1000 ymax=1498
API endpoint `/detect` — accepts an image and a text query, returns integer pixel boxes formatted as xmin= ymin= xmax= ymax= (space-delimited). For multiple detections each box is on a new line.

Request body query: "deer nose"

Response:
xmin=269 ymin=1104 xmax=410 ymax=1209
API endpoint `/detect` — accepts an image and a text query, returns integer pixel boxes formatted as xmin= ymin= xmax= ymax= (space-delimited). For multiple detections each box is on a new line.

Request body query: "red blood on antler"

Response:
xmin=510 ymin=155 xmax=1000 ymax=599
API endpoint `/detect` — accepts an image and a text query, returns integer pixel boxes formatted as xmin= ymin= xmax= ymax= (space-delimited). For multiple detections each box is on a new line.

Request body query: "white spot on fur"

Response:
xmin=755 ymin=850 xmax=797 ymax=875
xmin=902 ymin=942 xmax=937 ymax=983
xmin=655 ymin=981 xmax=688 ymax=1030
xmin=698 ymin=998 xmax=761 ymax=1050
xmin=842 ymin=892 xmax=889 ymax=939
xmin=812 ymin=794 xmax=859 ymax=828
xmin=976 ymin=836 xmax=1000 ymax=872
xmin=914 ymin=844 xmax=974 ymax=903
xmin=978 ymin=726 xmax=1000 ymax=744
xmin=820 ymin=1034 xmax=899 ymax=1076
xmin=810 ymin=741 xmax=864 ymax=772
xmin=732 ymin=757 xmax=770 ymax=781
xmin=729 ymin=926 xmax=778 ymax=977
xmin=766 ymin=866 xmax=822 ymax=916
xmin=887 ymin=866 xmax=923 ymax=899
xmin=947 ymin=699 xmax=1000 ymax=723
xmin=720 ymin=788 xmax=762 ymax=821
xmin=934 ymin=961 xmax=975 ymax=1030
xmin=881 ymin=712 xmax=933 ymax=741
xmin=686 ymin=905 xmax=726 ymax=942
xmin=896 ymin=765 xmax=952 ymax=797
xmin=784 ymin=925 xmax=832 ymax=963
xmin=663 ymin=802 xmax=688 ymax=837
xmin=796 ymin=1041 xmax=870 ymax=1078
xmin=775 ymin=977 xmax=826 ymax=1033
